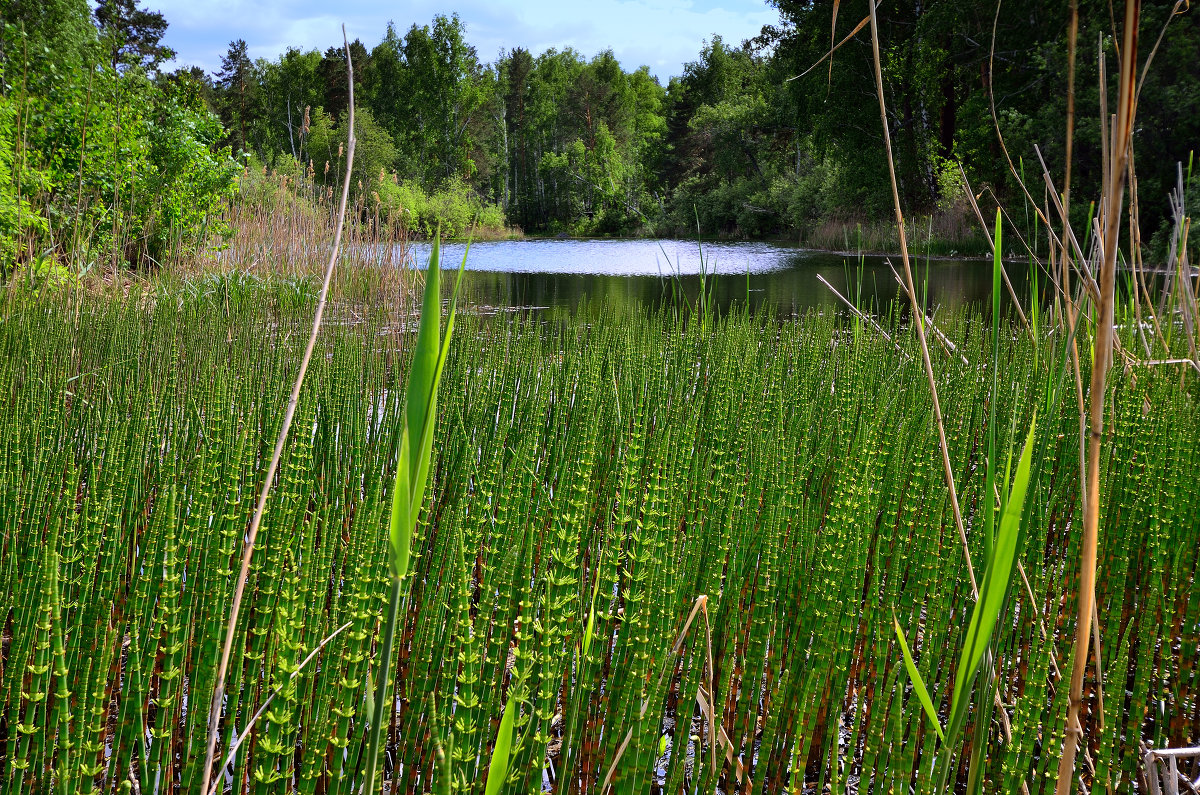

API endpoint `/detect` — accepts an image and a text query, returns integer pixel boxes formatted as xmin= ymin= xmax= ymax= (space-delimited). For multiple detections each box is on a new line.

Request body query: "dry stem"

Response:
xmin=198 ymin=27 xmax=358 ymax=795
xmin=867 ymin=1 xmax=977 ymax=597
xmin=1055 ymin=2 xmax=1139 ymax=791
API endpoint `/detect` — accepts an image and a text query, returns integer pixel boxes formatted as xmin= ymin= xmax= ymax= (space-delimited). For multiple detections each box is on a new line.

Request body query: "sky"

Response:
xmin=149 ymin=0 xmax=781 ymax=82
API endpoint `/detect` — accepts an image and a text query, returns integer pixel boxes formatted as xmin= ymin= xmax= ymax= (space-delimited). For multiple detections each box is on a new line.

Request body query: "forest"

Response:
xmin=2 ymin=0 xmax=1198 ymax=267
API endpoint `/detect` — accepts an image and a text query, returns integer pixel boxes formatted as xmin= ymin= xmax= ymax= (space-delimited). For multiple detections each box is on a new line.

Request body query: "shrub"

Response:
xmin=377 ymin=176 xmax=507 ymax=239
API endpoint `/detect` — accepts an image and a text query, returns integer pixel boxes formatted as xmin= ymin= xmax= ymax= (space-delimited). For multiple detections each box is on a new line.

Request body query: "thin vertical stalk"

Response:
xmin=866 ymin=1 xmax=977 ymax=596
xmin=198 ymin=29 xmax=357 ymax=795
xmin=1055 ymin=2 xmax=1139 ymax=792
xmin=1064 ymin=0 xmax=1079 ymax=215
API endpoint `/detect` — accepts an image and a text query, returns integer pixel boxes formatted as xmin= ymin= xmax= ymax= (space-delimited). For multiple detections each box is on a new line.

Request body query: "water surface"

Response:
xmin=404 ymin=238 xmax=1025 ymax=314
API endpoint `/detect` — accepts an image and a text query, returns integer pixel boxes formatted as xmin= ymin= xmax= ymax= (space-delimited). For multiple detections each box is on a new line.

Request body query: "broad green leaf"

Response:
xmin=985 ymin=208 xmax=1004 ymax=566
xmin=405 ymin=233 xmax=442 ymax=478
xmin=582 ymin=608 xmax=596 ymax=657
xmin=485 ymin=692 xmax=518 ymax=795
xmin=893 ymin=613 xmax=945 ymax=742
xmin=949 ymin=413 xmax=1038 ymax=733
xmin=408 ymin=232 xmax=470 ymax=525
xmin=389 ymin=428 xmax=412 ymax=579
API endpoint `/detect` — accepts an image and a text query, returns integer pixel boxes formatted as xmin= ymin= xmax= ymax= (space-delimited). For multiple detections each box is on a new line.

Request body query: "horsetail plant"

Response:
xmin=199 ymin=29 xmax=358 ymax=795
xmin=893 ymin=412 xmax=1038 ymax=792
xmin=2 ymin=263 xmax=1198 ymax=794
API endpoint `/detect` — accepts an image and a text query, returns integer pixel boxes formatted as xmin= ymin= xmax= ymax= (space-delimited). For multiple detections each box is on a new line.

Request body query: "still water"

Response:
xmin=404 ymin=238 xmax=1028 ymax=314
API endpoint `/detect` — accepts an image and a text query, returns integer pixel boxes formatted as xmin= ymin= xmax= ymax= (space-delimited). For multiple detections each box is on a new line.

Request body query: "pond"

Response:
xmin=404 ymin=238 xmax=1032 ymax=314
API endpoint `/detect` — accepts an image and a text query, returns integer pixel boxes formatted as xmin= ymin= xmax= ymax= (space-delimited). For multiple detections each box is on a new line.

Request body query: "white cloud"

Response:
xmin=153 ymin=0 xmax=779 ymax=79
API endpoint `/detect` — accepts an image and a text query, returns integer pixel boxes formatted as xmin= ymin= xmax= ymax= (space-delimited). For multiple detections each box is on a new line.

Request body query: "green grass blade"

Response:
xmin=949 ymin=412 xmax=1038 ymax=736
xmin=405 ymin=233 xmax=443 ymax=479
xmin=485 ymin=692 xmax=517 ymax=795
xmin=892 ymin=613 xmax=945 ymax=742
xmin=389 ymin=429 xmax=412 ymax=579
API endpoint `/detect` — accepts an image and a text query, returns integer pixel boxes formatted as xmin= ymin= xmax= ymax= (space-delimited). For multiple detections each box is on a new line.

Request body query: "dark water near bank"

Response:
xmin=405 ymin=238 xmax=1031 ymax=314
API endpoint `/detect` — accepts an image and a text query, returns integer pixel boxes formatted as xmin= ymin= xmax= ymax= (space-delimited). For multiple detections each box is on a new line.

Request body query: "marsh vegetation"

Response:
xmin=2 ymin=0 xmax=1200 ymax=793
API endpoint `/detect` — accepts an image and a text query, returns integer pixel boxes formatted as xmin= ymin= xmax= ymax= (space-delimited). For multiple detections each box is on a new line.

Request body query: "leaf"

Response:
xmin=985 ymin=207 xmax=1004 ymax=565
xmin=485 ymin=692 xmax=517 ymax=795
xmin=893 ymin=612 xmax=945 ymax=742
xmin=389 ymin=428 xmax=412 ymax=579
xmin=407 ymin=230 xmax=470 ymax=527
xmin=949 ymin=413 xmax=1038 ymax=735
xmin=582 ymin=608 xmax=596 ymax=657
xmin=405 ymin=232 xmax=442 ymax=479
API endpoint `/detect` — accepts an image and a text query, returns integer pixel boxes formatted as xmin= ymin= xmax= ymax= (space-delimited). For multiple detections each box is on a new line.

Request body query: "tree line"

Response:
xmin=2 ymin=0 xmax=1197 ymax=267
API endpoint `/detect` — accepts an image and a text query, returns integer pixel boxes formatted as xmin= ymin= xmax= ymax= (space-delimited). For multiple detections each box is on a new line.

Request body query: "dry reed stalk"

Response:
xmin=208 ymin=621 xmax=354 ymax=795
xmin=164 ymin=151 xmax=411 ymax=308
xmin=866 ymin=1 xmax=978 ymax=597
xmin=869 ymin=10 xmax=1045 ymax=785
xmin=814 ymin=273 xmax=911 ymax=360
xmin=957 ymin=164 xmax=1035 ymax=337
xmin=1064 ymin=0 xmax=1079 ymax=218
xmin=881 ymin=260 xmax=968 ymax=365
xmin=1055 ymin=2 xmax=1140 ymax=791
xmin=198 ymin=28 xmax=358 ymax=795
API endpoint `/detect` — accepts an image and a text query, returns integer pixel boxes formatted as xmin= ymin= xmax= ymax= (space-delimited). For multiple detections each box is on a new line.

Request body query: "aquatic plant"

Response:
xmin=0 ymin=286 xmax=1195 ymax=793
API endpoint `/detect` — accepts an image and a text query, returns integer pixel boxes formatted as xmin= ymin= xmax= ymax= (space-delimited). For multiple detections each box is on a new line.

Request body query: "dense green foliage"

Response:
xmin=197 ymin=2 xmax=1198 ymax=243
xmin=1 ymin=291 xmax=1196 ymax=793
xmin=0 ymin=0 xmax=239 ymax=270
xmin=2 ymin=1 xmax=1197 ymax=258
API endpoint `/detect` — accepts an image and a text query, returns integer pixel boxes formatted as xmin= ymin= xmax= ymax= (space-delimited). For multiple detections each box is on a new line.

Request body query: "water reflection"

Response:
xmin=403 ymin=239 xmax=1031 ymax=314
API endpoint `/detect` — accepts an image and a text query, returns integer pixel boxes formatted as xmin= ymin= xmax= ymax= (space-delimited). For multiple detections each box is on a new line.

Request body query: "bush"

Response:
xmin=0 ymin=88 xmax=47 ymax=272
xmin=376 ymin=176 xmax=508 ymax=239
xmin=4 ymin=61 xmax=239 ymax=270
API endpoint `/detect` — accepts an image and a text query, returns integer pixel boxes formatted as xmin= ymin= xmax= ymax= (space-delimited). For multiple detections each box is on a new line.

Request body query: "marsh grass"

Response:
xmin=798 ymin=201 xmax=990 ymax=258
xmin=0 ymin=288 xmax=1196 ymax=794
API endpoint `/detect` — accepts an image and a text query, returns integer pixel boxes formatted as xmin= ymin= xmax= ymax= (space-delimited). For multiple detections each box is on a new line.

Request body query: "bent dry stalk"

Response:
xmin=893 ymin=414 xmax=1038 ymax=791
xmin=198 ymin=27 xmax=358 ymax=795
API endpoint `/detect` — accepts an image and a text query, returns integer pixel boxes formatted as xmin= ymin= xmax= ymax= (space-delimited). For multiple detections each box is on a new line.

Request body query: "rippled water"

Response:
xmin=403 ymin=238 xmax=1026 ymax=314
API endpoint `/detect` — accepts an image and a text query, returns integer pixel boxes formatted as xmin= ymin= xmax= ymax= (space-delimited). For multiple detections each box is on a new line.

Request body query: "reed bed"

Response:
xmin=0 ymin=291 xmax=1196 ymax=794
xmin=84 ymin=165 xmax=417 ymax=313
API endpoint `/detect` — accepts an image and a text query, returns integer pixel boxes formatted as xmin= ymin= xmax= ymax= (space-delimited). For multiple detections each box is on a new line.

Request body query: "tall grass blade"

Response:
xmin=485 ymin=692 xmax=518 ymax=795
xmin=892 ymin=613 xmax=945 ymax=742
xmin=949 ymin=413 xmax=1038 ymax=738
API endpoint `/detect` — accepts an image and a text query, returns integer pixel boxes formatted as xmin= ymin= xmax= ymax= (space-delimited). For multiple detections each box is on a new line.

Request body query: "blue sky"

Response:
xmin=149 ymin=0 xmax=780 ymax=82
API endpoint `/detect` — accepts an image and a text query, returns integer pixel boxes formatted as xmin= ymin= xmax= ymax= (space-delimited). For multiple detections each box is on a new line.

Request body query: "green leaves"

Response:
xmin=365 ymin=231 xmax=466 ymax=794
xmin=387 ymin=232 xmax=468 ymax=583
xmin=893 ymin=411 xmax=1038 ymax=784
xmin=948 ymin=413 xmax=1037 ymax=737
xmin=484 ymin=692 xmax=517 ymax=795
xmin=892 ymin=613 xmax=944 ymax=742
xmin=388 ymin=428 xmax=413 ymax=579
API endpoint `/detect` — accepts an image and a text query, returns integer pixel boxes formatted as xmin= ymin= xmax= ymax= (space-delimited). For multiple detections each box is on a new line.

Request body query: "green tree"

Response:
xmin=94 ymin=0 xmax=174 ymax=72
xmin=0 ymin=84 xmax=46 ymax=268
xmin=317 ymin=38 xmax=369 ymax=120
xmin=307 ymin=105 xmax=397 ymax=198
xmin=393 ymin=14 xmax=486 ymax=184
xmin=255 ymin=47 xmax=323 ymax=165
xmin=215 ymin=39 xmax=255 ymax=154
xmin=1 ymin=0 xmax=99 ymax=89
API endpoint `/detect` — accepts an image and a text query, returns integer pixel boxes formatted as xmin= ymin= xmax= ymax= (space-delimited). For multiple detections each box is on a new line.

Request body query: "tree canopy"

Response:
xmin=2 ymin=0 xmax=1197 ymax=255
